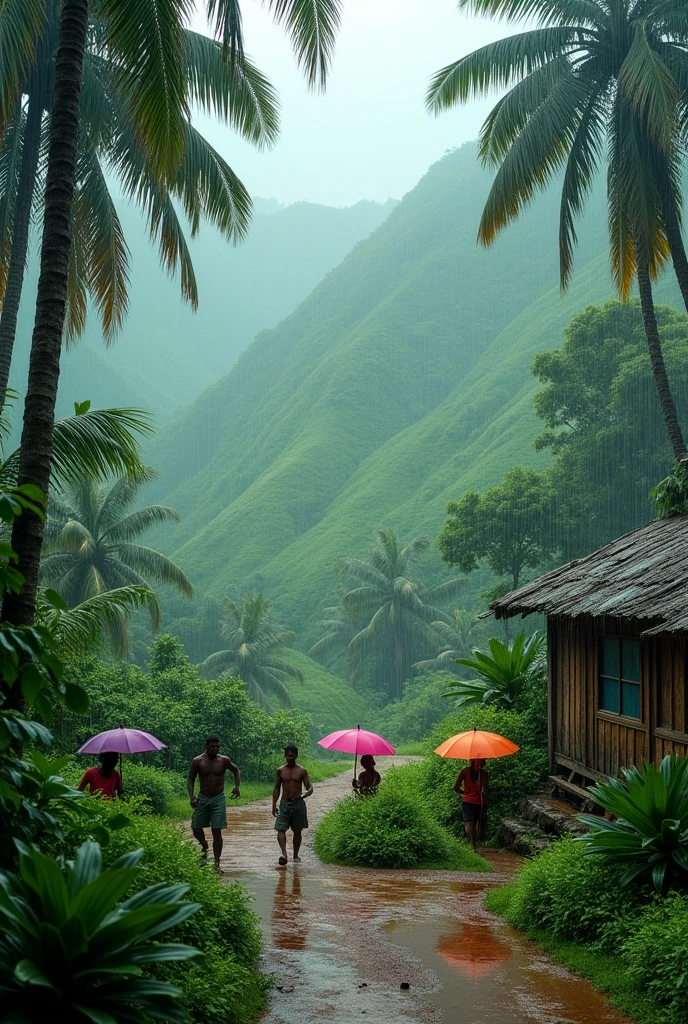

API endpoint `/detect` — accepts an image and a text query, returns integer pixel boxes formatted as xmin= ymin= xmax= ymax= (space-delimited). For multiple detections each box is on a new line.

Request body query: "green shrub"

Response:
xmin=579 ymin=755 xmax=688 ymax=890
xmin=120 ymin=763 xmax=184 ymax=815
xmin=60 ymin=803 xmax=264 ymax=1024
xmin=315 ymin=773 xmax=489 ymax=871
xmin=489 ymin=837 xmax=645 ymax=947
xmin=623 ymin=893 xmax=688 ymax=1021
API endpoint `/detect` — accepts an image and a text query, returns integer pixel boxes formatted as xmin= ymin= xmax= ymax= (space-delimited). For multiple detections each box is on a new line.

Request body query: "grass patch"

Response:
xmin=167 ymin=757 xmax=351 ymax=819
xmin=394 ymin=741 xmax=425 ymax=755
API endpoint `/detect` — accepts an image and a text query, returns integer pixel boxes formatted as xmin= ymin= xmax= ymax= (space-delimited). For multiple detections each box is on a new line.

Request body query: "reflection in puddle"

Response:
xmin=435 ymin=924 xmax=511 ymax=982
xmin=272 ymin=870 xmax=306 ymax=950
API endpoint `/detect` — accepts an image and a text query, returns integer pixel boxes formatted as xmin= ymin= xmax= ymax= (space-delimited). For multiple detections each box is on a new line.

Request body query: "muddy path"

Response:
xmin=208 ymin=759 xmax=631 ymax=1024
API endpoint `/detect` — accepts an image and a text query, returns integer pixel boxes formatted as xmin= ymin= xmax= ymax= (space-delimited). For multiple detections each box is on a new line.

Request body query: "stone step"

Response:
xmin=497 ymin=817 xmax=556 ymax=857
xmin=519 ymin=796 xmax=590 ymax=838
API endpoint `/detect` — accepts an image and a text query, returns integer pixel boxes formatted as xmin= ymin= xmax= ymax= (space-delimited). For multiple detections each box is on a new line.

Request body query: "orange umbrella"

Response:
xmin=434 ymin=726 xmax=519 ymax=760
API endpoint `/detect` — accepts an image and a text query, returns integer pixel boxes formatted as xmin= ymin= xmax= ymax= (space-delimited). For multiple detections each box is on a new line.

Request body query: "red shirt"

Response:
xmin=79 ymin=766 xmax=122 ymax=799
xmin=457 ymin=768 xmax=488 ymax=805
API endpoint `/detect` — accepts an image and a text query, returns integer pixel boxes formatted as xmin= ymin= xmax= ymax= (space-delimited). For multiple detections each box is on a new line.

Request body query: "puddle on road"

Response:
xmin=232 ymin=868 xmax=631 ymax=1024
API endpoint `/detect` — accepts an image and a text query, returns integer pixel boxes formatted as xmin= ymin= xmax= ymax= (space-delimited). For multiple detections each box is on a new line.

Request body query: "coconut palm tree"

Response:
xmin=412 ymin=607 xmax=486 ymax=673
xmin=427 ymin=0 xmax=688 ymax=461
xmin=3 ymin=0 xmax=342 ymax=631
xmin=40 ymin=473 xmax=193 ymax=649
xmin=0 ymin=3 xmax=279 ymax=401
xmin=37 ymin=582 xmax=154 ymax=657
xmin=309 ymin=528 xmax=465 ymax=699
xmin=200 ymin=592 xmax=303 ymax=709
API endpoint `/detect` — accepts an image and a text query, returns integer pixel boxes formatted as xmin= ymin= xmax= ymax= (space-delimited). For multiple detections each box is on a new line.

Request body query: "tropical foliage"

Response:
xmin=439 ymin=467 xmax=559 ymax=589
xmin=413 ymin=607 xmax=487 ymax=672
xmin=309 ymin=528 xmax=464 ymax=698
xmin=0 ymin=840 xmax=200 ymax=1024
xmin=578 ymin=755 xmax=688 ymax=890
xmin=428 ymin=0 xmax=688 ymax=461
xmin=200 ymin=593 xmax=303 ymax=709
xmin=443 ymin=632 xmax=546 ymax=711
xmin=41 ymin=473 xmax=193 ymax=649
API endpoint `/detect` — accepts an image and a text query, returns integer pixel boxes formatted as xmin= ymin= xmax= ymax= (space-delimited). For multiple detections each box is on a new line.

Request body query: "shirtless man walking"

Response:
xmin=272 ymin=744 xmax=313 ymax=865
xmin=188 ymin=735 xmax=240 ymax=872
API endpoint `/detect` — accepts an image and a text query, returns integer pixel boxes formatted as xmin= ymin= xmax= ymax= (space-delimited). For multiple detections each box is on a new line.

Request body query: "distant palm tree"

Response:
xmin=413 ymin=607 xmax=486 ymax=673
xmin=40 ymin=473 xmax=193 ymax=641
xmin=309 ymin=528 xmax=465 ymax=699
xmin=427 ymin=0 xmax=688 ymax=461
xmin=200 ymin=593 xmax=303 ymax=709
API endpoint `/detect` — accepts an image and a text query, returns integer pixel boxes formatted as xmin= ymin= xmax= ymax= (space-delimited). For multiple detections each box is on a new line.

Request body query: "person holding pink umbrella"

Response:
xmin=352 ymin=754 xmax=381 ymax=794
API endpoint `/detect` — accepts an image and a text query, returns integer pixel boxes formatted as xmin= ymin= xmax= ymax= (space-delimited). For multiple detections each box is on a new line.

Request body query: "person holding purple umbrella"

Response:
xmin=78 ymin=752 xmax=122 ymax=799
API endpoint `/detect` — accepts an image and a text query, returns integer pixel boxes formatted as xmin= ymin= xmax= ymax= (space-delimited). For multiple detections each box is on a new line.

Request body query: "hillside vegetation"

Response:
xmin=146 ymin=142 xmax=681 ymax=650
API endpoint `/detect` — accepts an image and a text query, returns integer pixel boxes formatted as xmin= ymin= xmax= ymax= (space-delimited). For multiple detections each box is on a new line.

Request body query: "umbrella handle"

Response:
xmin=353 ymin=753 xmax=358 ymax=782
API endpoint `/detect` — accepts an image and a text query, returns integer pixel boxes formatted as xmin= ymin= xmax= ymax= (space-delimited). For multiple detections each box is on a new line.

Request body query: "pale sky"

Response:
xmin=190 ymin=0 xmax=511 ymax=206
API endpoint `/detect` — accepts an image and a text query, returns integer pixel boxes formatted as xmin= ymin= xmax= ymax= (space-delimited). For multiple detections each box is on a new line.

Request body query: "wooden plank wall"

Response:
xmin=553 ymin=615 xmax=654 ymax=778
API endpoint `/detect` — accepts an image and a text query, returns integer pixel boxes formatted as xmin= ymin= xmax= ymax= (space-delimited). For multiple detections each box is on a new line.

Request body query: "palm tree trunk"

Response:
xmin=664 ymin=203 xmax=688 ymax=316
xmin=0 ymin=96 xmax=43 ymax=406
xmin=2 ymin=0 xmax=89 ymax=629
xmin=636 ymin=247 xmax=687 ymax=462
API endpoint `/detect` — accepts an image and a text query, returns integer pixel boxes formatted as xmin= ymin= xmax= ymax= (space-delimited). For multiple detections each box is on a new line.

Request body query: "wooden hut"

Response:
xmin=491 ymin=515 xmax=688 ymax=799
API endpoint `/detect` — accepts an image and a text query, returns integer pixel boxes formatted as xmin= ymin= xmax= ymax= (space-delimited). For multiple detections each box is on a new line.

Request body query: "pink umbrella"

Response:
xmin=318 ymin=724 xmax=395 ymax=779
xmin=77 ymin=725 xmax=165 ymax=782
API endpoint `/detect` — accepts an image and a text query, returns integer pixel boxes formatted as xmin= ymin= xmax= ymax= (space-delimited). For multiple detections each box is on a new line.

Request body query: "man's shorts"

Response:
xmin=461 ymin=800 xmax=486 ymax=823
xmin=274 ymin=797 xmax=309 ymax=832
xmin=192 ymin=792 xmax=227 ymax=829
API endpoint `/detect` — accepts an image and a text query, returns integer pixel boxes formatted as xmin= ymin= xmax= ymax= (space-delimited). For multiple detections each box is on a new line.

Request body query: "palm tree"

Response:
xmin=309 ymin=528 xmax=465 ymax=699
xmin=37 ymin=583 xmax=154 ymax=657
xmin=40 ymin=473 xmax=193 ymax=648
xmin=427 ymin=0 xmax=688 ymax=461
xmin=200 ymin=592 xmax=303 ymax=709
xmin=2 ymin=0 xmax=341 ymax=630
xmin=0 ymin=4 xmax=279 ymax=401
xmin=442 ymin=632 xmax=546 ymax=710
xmin=413 ymin=607 xmax=486 ymax=673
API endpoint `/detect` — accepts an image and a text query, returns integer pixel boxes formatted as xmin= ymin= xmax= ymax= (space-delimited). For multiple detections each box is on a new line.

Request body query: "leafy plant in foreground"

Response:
xmin=651 ymin=460 xmax=688 ymax=518
xmin=443 ymin=632 xmax=545 ymax=710
xmin=578 ymin=755 xmax=688 ymax=889
xmin=0 ymin=840 xmax=200 ymax=1024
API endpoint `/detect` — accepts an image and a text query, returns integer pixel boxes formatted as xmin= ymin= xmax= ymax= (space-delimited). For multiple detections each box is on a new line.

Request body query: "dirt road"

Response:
xmin=211 ymin=759 xmax=631 ymax=1024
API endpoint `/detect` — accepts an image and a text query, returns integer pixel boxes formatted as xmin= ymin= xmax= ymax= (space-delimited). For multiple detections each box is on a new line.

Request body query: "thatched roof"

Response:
xmin=491 ymin=515 xmax=688 ymax=636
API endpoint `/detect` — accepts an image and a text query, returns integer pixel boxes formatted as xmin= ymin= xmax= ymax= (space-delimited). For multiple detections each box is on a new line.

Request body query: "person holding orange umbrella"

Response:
xmin=435 ymin=727 xmax=519 ymax=851
xmin=453 ymin=758 xmax=489 ymax=850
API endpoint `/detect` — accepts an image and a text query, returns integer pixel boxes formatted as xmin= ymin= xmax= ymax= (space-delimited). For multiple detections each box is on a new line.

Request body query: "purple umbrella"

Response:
xmin=77 ymin=725 xmax=165 ymax=783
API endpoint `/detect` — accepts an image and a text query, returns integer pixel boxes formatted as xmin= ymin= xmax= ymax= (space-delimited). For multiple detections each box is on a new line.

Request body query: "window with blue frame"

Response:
xmin=598 ymin=637 xmax=641 ymax=719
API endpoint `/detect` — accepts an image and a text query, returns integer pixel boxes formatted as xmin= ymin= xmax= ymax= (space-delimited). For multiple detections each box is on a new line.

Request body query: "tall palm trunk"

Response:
xmin=0 ymin=96 xmax=43 ymax=405
xmin=636 ymin=246 xmax=687 ymax=462
xmin=664 ymin=203 xmax=688 ymax=317
xmin=2 ymin=0 xmax=89 ymax=629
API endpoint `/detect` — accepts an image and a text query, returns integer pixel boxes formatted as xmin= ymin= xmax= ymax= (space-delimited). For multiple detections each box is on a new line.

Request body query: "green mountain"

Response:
xmin=9 ymin=197 xmax=394 ymax=431
xmin=136 ymin=143 xmax=683 ymax=651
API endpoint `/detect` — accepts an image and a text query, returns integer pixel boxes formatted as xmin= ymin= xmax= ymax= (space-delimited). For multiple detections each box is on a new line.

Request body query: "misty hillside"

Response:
xmin=9 ymin=197 xmax=394 ymax=428
xmin=146 ymin=142 xmax=680 ymax=644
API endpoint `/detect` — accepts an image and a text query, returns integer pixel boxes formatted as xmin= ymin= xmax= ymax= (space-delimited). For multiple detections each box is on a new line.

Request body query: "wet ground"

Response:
xmin=204 ymin=759 xmax=632 ymax=1024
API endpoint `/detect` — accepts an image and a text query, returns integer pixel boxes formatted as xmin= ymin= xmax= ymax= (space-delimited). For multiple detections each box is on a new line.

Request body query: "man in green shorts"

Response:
xmin=188 ymin=735 xmax=240 ymax=872
xmin=272 ymin=744 xmax=313 ymax=865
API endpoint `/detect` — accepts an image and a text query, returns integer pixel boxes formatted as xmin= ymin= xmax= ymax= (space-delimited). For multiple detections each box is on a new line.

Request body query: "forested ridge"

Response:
xmin=148 ymin=141 xmax=683 ymax=644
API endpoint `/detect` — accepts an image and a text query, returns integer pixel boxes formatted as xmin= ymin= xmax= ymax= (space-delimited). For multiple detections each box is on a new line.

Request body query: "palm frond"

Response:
xmin=184 ymin=30 xmax=279 ymax=147
xmin=50 ymin=407 xmax=153 ymax=487
xmin=116 ymin=542 xmax=194 ymax=597
xmin=100 ymin=503 xmax=181 ymax=543
xmin=618 ymin=22 xmax=678 ymax=151
xmin=39 ymin=585 xmax=153 ymax=658
xmin=0 ymin=0 xmax=44 ymax=134
xmin=266 ymin=0 xmax=342 ymax=90
xmin=174 ymin=121 xmax=251 ymax=242
xmin=426 ymin=29 xmax=587 ymax=111
xmin=205 ymin=0 xmax=244 ymax=62
xmin=101 ymin=0 xmax=191 ymax=179
xmin=94 ymin=473 xmax=148 ymax=535
xmin=457 ymin=0 xmax=602 ymax=27
xmin=54 ymin=519 xmax=95 ymax=556
xmin=200 ymin=649 xmax=236 ymax=677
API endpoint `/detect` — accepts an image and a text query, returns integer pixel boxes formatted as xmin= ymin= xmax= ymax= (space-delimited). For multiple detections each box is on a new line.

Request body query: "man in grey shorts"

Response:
xmin=188 ymin=735 xmax=240 ymax=872
xmin=272 ymin=744 xmax=313 ymax=865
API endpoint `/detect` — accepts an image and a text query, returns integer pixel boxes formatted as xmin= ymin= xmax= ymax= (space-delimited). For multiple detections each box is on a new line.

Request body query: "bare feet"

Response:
xmin=278 ymin=856 xmax=288 ymax=866
xmin=214 ymin=861 xmax=224 ymax=874
xmin=293 ymin=856 xmax=301 ymax=862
